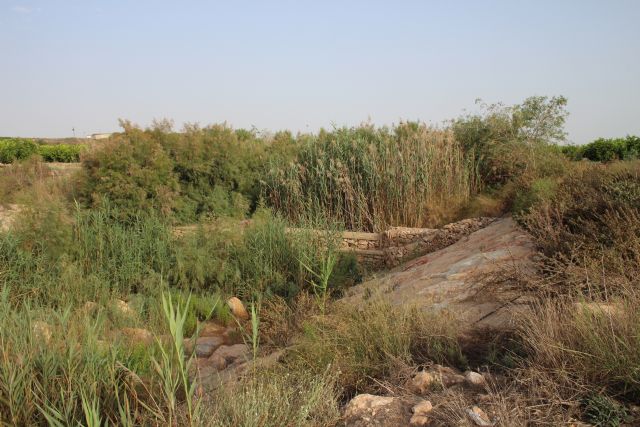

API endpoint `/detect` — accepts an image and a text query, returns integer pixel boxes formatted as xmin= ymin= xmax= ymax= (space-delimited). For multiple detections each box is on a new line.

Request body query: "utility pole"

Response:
xmin=72 ymin=127 xmax=76 ymax=137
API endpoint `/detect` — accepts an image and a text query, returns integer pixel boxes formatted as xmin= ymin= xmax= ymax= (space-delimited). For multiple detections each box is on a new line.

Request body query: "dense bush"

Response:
xmin=0 ymin=137 xmax=38 ymax=163
xmin=453 ymin=96 xmax=569 ymax=189
xmin=78 ymin=122 xmax=294 ymax=223
xmin=561 ymin=135 xmax=640 ymax=162
xmin=79 ymin=129 xmax=181 ymax=223
xmin=37 ymin=144 xmax=83 ymax=162
xmin=453 ymin=96 xmax=570 ymax=217
xmin=0 ymin=137 xmax=84 ymax=163
xmin=520 ymin=161 xmax=640 ymax=296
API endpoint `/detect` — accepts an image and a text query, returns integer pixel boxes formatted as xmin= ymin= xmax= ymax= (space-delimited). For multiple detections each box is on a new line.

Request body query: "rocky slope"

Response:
xmin=343 ymin=216 xmax=537 ymax=330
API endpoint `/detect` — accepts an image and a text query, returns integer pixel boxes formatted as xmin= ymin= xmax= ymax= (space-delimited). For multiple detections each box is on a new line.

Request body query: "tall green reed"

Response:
xmin=266 ymin=122 xmax=477 ymax=231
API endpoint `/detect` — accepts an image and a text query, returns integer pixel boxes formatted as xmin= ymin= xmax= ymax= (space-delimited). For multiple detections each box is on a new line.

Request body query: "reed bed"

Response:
xmin=265 ymin=122 xmax=477 ymax=232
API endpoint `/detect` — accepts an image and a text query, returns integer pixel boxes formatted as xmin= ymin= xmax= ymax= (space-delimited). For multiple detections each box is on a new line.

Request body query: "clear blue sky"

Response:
xmin=2 ymin=0 xmax=639 ymax=143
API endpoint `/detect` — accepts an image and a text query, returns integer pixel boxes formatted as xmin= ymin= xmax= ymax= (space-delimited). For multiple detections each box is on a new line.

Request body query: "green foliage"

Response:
xmin=583 ymin=394 xmax=629 ymax=427
xmin=0 ymin=138 xmax=84 ymax=163
xmin=79 ymin=123 xmax=290 ymax=224
xmin=562 ymin=135 xmax=640 ymax=162
xmin=170 ymin=210 xmax=352 ymax=300
xmin=512 ymin=177 xmax=557 ymax=214
xmin=37 ymin=144 xmax=83 ymax=162
xmin=453 ymin=96 xmax=568 ymax=188
xmin=267 ymin=122 xmax=475 ymax=231
xmin=0 ymin=205 xmax=175 ymax=307
xmin=152 ymin=293 xmax=202 ymax=426
xmin=0 ymin=137 xmax=38 ymax=163
xmin=79 ymin=130 xmax=180 ymax=223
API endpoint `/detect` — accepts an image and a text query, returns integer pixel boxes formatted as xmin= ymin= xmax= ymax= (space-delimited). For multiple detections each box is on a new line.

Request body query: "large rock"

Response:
xmin=343 ymin=394 xmax=413 ymax=427
xmin=208 ymin=344 xmax=250 ymax=371
xmin=227 ymin=297 xmax=249 ymax=320
xmin=464 ymin=371 xmax=487 ymax=388
xmin=343 ymin=217 xmax=536 ymax=330
xmin=192 ymin=336 xmax=224 ymax=358
xmin=410 ymin=400 xmax=433 ymax=426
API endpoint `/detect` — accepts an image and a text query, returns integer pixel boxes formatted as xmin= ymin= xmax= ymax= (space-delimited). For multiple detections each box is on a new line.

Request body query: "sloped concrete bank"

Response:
xmin=342 ymin=217 xmax=536 ymax=329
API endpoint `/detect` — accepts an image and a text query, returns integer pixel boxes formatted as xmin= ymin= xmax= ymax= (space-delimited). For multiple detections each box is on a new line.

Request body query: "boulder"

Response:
xmin=209 ymin=343 xmax=250 ymax=370
xmin=227 ymin=297 xmax=249 ymax=320
xmin=193 ymin=336 xmax=224 ymax=358
xmin=410 ymin=400 xmax=433 ymax=426
xmin=409 ymin=371 xmax=435 ymax=394
xmin=343 ymin=394 xmax=413 ymax=427
xmin=464 ymin=371 xmax=487 ymax=388
xmin=199 ymin=322 xmax=227 ymax=337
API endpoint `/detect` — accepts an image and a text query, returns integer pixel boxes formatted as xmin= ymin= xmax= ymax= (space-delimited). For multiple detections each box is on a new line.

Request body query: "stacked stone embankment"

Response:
xmin=339 ymin=217 xmax=496 ymax=269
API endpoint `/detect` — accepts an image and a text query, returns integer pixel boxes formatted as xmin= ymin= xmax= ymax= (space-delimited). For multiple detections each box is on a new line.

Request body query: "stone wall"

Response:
xmin=338 ymin=217 xmax=497 ymax=269
xmin=173 ymin=217 xmax=497 ymax=270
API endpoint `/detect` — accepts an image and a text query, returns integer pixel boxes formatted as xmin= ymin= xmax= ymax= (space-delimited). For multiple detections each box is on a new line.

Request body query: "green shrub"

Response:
xmin=0 ymin=137 xmax=38 ymax=163
xmin=79 ymin=130 xmax=180 ymax=223
xmin=582 ymin=138 xmax=627 ymax=162
xmin=171 ymin=210 xmax=353 ymax=301
xmin=562 ymin=136 xmax=640 ymax=162
xmin=454 ymin=96 xmax=569 ymax=189
xmin=583 ymin=394 xmax=629 ymax=427
xmin=512 ymin=177 xmax=557 ymax=214
xmin=37 ymin=144 xmax=83 ymax=162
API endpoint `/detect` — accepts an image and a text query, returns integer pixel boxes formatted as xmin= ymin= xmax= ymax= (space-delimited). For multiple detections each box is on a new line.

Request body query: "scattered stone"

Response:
xmin=410 ymin=400 xmax=433 ymax=426
xmin=433 ymin=364 xmax=465 ymax=387
xmin=193 ymin=336 xmax=224 ymax=358
xmin=120 ymin=327 xmax=154 ymax=345
xmin=32 ymin=321 xmax=52 ymax=344
xmin=464 ymin=371 xmax=487 ymax=388
xmin=466 ymin=406 xmax=492 ymax=426
xmin=227 ymin=297 xmax=249 ymax=320
xmin=409 ymin=371 xmax=435 ymax=394
xmin=343 ymin=394 xmax=412 ymax=427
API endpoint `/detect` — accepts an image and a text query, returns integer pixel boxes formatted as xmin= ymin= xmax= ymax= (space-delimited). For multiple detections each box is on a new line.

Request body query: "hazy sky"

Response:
xmin=1 ymin=1 xmax=639 ymax=143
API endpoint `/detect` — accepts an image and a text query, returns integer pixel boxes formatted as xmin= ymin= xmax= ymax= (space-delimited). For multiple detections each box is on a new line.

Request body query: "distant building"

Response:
xmin=88 ymin=133 xmax=113 ymax=140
